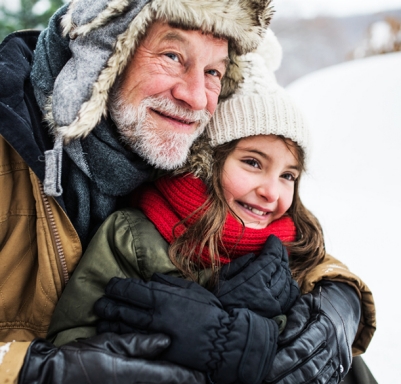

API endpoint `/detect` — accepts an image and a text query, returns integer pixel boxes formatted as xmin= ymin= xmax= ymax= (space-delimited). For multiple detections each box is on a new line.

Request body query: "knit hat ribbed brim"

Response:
xmin=207 ymin=88 xmax=310 ymax=155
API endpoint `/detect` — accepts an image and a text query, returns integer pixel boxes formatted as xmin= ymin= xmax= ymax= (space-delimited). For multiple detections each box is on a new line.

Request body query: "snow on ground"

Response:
xmin=286 ymin=52 xmax=401 ymax=383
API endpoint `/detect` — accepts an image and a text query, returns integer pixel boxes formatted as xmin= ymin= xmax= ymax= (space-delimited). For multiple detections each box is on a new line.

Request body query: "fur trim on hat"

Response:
xmin=49 ymin=0 xmax=274 ymax=142
xmin=173 ymin=133 xmax=214 ymax=183
xmin=62 ymin=0 xmax=274 ymax=55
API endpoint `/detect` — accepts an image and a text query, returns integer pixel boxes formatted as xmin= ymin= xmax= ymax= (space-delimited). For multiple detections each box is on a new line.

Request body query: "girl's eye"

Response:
xmin=282 ymin=173 xmax=296 ymax=181
xmin=243 ymin=159 xmax=260 ymax=169
xmin=165 ymin=52 xmax=179 ymax=62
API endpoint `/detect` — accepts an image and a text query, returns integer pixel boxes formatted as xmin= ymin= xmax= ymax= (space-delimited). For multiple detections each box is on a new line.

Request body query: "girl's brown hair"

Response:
xmin=168 ymin=135 xmax=325 ymax=286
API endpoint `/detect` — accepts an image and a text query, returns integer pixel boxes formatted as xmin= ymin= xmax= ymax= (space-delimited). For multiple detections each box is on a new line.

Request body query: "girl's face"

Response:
xmin=222 ymin=135 xmax=300 ymax=229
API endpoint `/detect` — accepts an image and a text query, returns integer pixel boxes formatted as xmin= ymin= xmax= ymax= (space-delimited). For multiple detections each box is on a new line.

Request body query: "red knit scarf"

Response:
xmin=135 ymin=174 xmax=296 ymax=265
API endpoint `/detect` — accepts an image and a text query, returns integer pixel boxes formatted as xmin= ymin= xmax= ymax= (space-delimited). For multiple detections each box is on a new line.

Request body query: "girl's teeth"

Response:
xmin=243 ymin=204 xmax=265 ymax=216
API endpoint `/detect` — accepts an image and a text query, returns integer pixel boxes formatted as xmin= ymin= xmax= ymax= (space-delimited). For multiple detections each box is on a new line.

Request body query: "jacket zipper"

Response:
xmin=39 ymin=181 xmax=69 ymax=286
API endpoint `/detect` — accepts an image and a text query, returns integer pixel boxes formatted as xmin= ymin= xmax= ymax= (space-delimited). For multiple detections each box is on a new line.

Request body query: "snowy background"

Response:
xmin=272 ymin=1 xmax=401 ymax=382
xmin=288 ymin=51 xmax=401 ymax=384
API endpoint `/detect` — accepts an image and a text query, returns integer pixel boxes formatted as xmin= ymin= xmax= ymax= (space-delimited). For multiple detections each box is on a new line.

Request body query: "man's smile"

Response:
xmin=151 ymin=108 xmax=196 ymax=126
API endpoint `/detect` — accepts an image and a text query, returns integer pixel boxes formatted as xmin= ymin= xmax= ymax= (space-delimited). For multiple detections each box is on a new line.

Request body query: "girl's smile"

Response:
xmin=239 ymin=202 xmax=272 ymax=217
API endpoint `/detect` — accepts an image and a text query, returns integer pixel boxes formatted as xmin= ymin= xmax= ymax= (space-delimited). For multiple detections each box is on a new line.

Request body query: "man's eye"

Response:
xmin=206 ymin=69 xmax=223 ymax=78
xmin=165 ymin=52 xmax=179 ymax=62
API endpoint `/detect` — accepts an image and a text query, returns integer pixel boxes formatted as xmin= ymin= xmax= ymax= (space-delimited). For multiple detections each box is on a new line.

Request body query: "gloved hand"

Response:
xmin=214 ymin=235 xmax=300 ymax=318
xmin=19 ymin=332 xmax=206 ymax=384
xmin=95 ymin=274 xmax=279 ymax=384
xmin=264 ymin=281 xmax=361 ymax=384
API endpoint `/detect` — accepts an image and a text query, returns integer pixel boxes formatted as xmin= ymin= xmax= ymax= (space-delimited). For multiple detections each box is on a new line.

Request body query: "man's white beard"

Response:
xmin=109 ymin=91 xmax=211 ymax=170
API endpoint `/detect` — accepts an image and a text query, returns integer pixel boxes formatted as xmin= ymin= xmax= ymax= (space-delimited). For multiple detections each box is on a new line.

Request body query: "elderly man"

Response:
xmin=0 ymin=0 xmax=272 ymax=382
xmin=0 ymin=0 xmax=375 ymax=383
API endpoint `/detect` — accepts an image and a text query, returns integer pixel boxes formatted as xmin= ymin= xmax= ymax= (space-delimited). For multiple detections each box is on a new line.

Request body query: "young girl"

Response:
xmin=46 ymin=40 xmax=370 ymax=384
xmin=131 ymin=120 xmax=323 ymax=290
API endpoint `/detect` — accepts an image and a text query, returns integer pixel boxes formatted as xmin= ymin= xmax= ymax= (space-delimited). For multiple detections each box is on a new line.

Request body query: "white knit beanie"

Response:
xmin=207 ymin=29 xmax=310 ymax=160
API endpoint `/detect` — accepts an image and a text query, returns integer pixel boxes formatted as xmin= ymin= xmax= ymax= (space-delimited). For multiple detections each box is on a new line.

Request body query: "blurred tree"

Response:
xmin=352 ymin=16 xmax=401 ymax=58
xmin=0 ymin=0 xmax=65 ymax=42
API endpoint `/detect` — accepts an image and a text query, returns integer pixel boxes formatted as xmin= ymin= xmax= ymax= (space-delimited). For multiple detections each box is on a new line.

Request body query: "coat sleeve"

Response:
xmin=298 ymin=252 xmax=376 ymax=356
xmin=46 ymin=208 xmax=178 ymax=346
xmin=0 ymin=341 xmax=31 ymax=384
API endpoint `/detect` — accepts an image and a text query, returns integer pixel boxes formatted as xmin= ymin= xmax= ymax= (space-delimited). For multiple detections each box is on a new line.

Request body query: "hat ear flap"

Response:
xmin=173 ymin=134 xmax=214 ymax=183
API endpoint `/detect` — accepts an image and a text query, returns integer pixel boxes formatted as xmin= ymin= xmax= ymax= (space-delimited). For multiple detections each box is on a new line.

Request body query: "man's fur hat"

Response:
xmin=48 ymin=0 xmax=275 ymax=142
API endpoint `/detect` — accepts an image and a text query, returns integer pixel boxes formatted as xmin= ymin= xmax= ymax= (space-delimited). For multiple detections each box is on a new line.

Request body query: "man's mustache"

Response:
xmin=142 ymin=96 xmax=212 ymax=127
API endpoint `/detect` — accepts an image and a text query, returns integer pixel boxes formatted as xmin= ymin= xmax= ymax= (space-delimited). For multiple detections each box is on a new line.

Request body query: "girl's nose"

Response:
xmin=257 ymin=180 xmax=279 ymax=202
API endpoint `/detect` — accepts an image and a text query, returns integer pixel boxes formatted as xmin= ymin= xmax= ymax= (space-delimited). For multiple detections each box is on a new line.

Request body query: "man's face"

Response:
xmin=109 ymin=21 xmax=229 ymax=169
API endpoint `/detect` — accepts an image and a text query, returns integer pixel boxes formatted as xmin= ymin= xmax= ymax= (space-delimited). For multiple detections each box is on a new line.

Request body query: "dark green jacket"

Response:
xmin=48 ymin=208 xmax=376 ymax=356
xmin=47 ymin=208 xmax=211 ymax=346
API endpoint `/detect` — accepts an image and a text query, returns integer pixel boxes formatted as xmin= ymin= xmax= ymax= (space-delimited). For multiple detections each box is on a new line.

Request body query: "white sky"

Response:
xmin=1 ymin=0 xmax=401 ymax=16
xmin=274 ymin=0 xmax=401 ymax=18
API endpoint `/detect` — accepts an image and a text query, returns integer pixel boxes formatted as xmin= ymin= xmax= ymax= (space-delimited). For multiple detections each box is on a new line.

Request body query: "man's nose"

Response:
xmin=172 ymin=67 xmax=208 ymax=111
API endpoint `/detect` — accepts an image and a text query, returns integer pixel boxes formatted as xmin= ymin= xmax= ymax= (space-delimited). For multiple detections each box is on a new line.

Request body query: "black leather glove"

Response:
xmin=214 ymin=235 xmax=300 ymax=318
xmin=264 ymin=281 xmax=361 ymax=384
xmin=19 ymin=332 xmax=206 ymax=384
xmin=95 ymin=274 xmax=279 ymax=384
